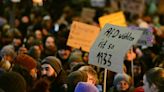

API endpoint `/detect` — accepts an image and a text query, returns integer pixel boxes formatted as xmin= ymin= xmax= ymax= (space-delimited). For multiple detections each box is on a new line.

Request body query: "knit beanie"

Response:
xmin=68 ymin=49 xmax=83 ymax=63
xmin=113 ymin=73 xmax=132 ymax=86
xmin=15 ymin=54 xmax=37 ymax=71
xmin=75 ymin=82 xmax=99 ymax=92
xmin=41 ymin=56 xmax=62 ymax=75
xmin=0 ymin=71 xmax=26 ymax=92
xmin=67 ymin=70 xmax=88 ymax=92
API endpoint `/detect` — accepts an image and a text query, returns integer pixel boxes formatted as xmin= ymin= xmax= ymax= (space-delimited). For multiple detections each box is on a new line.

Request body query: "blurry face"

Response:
xmin=34 ymin=46 xmax=41 ymax=58
xmin=133 ymin=65 xmax=141 ymax=76
xmin=27 ymin=36 xmax=35 ymax=44
xmin=45 ymin=37 xmax=55 ymax=49
xmin=87 ymin=74 xmax=96 ymax=85
xmin=58 ymin=49 xmax=70 ymax=60
xmin=116 ymin=80 xmax=129 ymax=91
xmin=41 ymin=64 xmax=56 ymax=77
xmin=35 ymin=30 xmax=42 ymax=40
xmin=13 ymin=38 xmax=22 ymax=46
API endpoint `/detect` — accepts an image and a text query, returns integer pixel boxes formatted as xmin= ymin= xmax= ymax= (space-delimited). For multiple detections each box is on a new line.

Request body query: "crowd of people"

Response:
xmin=0 ymin=0 xmax=164 ymax=92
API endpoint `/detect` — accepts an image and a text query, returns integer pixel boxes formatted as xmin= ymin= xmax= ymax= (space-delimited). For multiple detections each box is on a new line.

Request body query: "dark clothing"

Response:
xmin=50 ymin=69 xmax=67 ymax=92
xmin=109 ymin=86 xmax=134 ymax=92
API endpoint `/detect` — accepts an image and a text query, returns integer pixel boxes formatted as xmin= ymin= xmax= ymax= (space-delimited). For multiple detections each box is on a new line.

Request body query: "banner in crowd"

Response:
xmin=99 ymin=11 xmax=127 ymax=28
xmin=81 ymin=7 xmax=96 ymax=23
xmin=89 ymin=23 xmax=143 ymax=73
xmin=121 ymin=0 xmax=145 ymax=16
xmin=67 ymin=21 xmax=100 ymax=52
xmin=128 ymin=26 xmax=153 ymax=46
xmin=90 ymin=0 xmax=106 ymax=7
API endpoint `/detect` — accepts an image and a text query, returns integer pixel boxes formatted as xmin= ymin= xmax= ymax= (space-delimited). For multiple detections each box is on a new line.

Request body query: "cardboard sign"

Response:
xmin=90 ymin=0 xmax=106 ymax=7
xmin=99 ymin=11 xmax=127 ymax=28
xmin=89 ymin=23 xmax=143 ymax=73
xmin=121 ymin=0 xmax=145 ymax=16
xmin=128 ymin=26 xmax=153 ymax=46
xmin=81 ymin=8 xmax=96 ymax=23
xmin=158 ymin=0 xmax=164 ymax=14
xmin=67 ymin=21 xmax=100 ymax=52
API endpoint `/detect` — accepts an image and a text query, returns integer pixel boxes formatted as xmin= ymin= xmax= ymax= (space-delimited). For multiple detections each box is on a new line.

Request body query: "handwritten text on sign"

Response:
xmin=89 ymin=24 xmax=143 ymax=73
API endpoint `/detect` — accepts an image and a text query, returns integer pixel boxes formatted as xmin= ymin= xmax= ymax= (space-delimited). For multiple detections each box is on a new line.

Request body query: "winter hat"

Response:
xmin=15 ymin=54 xmax=37 ymax=71
xmin=0 ymin=71 xmax=26 ymax=92
xmin=68 ymin=50 xmax=83 ymax=63
xmin=75 ymin=82 xmax=99 ymax=92
xmin=113 ymin=73 xmax=132 ymax=86
xmin=67 ymin=70 xmax=88 ymax=92
xmin=41 ymin=56 xmax=62 ymax=75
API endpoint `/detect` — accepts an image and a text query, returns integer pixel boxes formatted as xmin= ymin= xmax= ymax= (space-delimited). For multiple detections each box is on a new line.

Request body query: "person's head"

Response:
xmin=18 ymin=47 xmax=28 ymax=54
xmin=57 ymin=48 xmax=71 ymax=60
xmin=0 ymin=45 xmax=16 ymax=63
xmin=35 ymin=29 xmax=43 ymax=40
xmin=31 ymin=78 xmax=50 ymax=92
xmin=28 ymin=45 xmax=41 ymax=60
xmin=113 ymin=73 xmax=132 ymax=91
xmin=79 ymin=65 xmax=98 ymax=85
xmin=44 ymin=35 xmax=56 ymax=50
xmin=67 ymin=70 xmax=88 ymax=92
xmin=143 ymin=67 xmax=164 ymax=92
xmin=0 ymin=71 xmax=26 ymax=92
xmin=13 ymin=37 xmax=22 ymax=48
xmin=41 ymin=56 xmax=62 ymax=81
xmin=15 ymin=54 xmax=37 ymax=79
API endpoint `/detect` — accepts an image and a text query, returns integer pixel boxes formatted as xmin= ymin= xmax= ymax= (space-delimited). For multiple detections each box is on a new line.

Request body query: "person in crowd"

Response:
xmin=28 ymin=45 xmax=42 ymax=62
xmin=12 ymin=54 xmax=38 ymax=92
xmin=74 ymin=82 xmax=99 ymax=92
xmin=67 ymin=70 xmax=88 ymax=92
xmin=143 ymin=67 xmax=164 ymax=92
xmin=31 ymin=78 xmax=50 ymax=92
xmin=56 ymin=47 xmax=71 ymax=74
xmin=0 ymin=71 xmax=26 ymax=92
xmin=14 ymin=54 xmax=37 ymax=79
xmin=0 ymin=45 xmax=16 ymax=63
xmin=41 ymin=56 xmax=67 ymax=92
xmin=78 ymin=65 xmax=98 ymax=85
xmin=109 ymin=73 xmax=134 ymax=92
xmin=35 ymin=29 xmax=43 ymax=41
xmin=68 ymin=49 xmax=84 ymax=72
xmin=133 ymin=58 xmax=146 ymax=87
xmin=41 ymin=35 xmax=57 ymax=59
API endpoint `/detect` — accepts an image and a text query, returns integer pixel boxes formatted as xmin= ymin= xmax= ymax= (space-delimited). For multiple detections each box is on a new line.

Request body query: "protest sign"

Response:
xmin=121 ymin=0 xmax=145 ymax=16
xmin=81 ymin=8 xmax=96 ymax=23
xmin=158 ymin=0 xmax=164 ymax=14
xmin=67 ymin=21 xmax=100 ymax=52
xmin=90 ymin=0 xmax=106 ymax=7
xmin=128 ymin=26 xmax=153 ymax=46
xmin=89 ymin=23 xmax=143 ymax=73
xmin=99 ymin=11 xmax=127 ymax=28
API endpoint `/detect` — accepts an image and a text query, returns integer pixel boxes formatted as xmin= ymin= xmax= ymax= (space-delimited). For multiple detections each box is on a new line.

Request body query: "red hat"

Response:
xmin=15 ymin=54 xmax=37 ymax=71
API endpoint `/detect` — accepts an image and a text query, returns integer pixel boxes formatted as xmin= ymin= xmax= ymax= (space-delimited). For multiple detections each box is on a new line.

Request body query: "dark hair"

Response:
xmin=145 ymin=67 xmax=164 ymax=92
